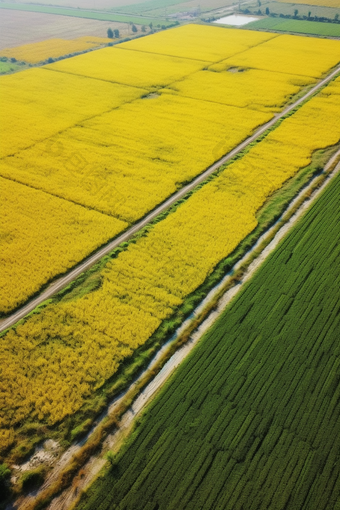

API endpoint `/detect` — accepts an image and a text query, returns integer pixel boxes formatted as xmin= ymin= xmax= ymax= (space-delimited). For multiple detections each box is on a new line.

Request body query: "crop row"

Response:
xmin=1 ymin=75 xmax=339 ymax=459
xmin=76 ymin=162 xmax=340 ymax=510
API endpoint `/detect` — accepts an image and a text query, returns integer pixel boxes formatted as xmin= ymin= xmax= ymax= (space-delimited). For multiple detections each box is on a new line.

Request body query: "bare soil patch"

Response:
xmin=2 ymin=0 xmax=146 ymax=8
xmin=0 ymin=9 xmax=130 ymax=50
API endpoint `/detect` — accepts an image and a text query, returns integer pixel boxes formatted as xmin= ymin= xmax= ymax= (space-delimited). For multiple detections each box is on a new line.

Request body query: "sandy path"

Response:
xmin=15 ymin=153 xmax=339 ymax=510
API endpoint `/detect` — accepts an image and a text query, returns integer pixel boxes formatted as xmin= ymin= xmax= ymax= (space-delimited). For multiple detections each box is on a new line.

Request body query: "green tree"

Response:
xmin=132 ymin=24 xmax=138 ymax=33
xmin=114 ymin=28 xmax=120 ymax=38
xmin=266 ymin=7 xmax=270 ymax=14
xmin=294 ymin=8 xmax=298 ymax=16
xmin=149 ymin=22 xmax=153 ymax=29
xmin=335 ymin=13 xmax=339 ymax=20
xmin=0 ymin=463 xmax=11 ymax=491
xmin=107 ymin=27 xmax=113 ymax=39
xmin=141 ymin=25 xmax=146 ymax=32
xmin=106 ymin=451 xmax=116 ymax=467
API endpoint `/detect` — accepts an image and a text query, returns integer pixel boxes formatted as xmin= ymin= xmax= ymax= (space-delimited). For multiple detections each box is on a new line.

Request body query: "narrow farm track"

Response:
xmin=15 ymin=153 xmax=340 ymax=510
xmin=1 ymin=63 xmax=340 ymax=334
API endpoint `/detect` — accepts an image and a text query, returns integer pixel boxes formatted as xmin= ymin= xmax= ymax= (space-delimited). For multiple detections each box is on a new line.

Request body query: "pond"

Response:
xmin=213 ymin=14 xmax=260 ymax=26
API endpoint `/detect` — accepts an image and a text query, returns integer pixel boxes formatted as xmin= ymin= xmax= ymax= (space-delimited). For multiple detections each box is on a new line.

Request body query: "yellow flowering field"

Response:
xmin=224 ymin=34 xmax=340 ymax=78
xmin=1 ymin=24 xmax=339 ymax=317
xmin=0 ymin=68 xmax=146 ymax=158
xmin=1 ymin=76 xmax=339 ymax=453
xmin=119 ymin=24 xmax=276 ymax=61
xmin=1 ymin=94 xmax=271 ymax=222
xmin=0 ymin=177 xmax=127 ymax=315
xmin=0 ymin=36 xmax=110 ymax=64
xmin=47 ymin=47 xmax=209 ymax=89
xmin=164 ymin=68 xmax=315 ymax=112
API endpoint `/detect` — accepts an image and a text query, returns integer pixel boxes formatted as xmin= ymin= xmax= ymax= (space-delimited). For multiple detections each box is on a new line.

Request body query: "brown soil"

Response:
xmin=0 ymin=10 xmax=130 ymax=50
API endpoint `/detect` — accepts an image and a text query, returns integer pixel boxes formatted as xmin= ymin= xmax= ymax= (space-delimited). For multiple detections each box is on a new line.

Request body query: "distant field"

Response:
xmin=0 ymin=61 xmax=21 ymax=73
xmin=0 ymin=36 xmax=110 ymax=64
xmin=220 ymin=33 xmax=340 ymax=77
xmin=0 ymin=9 xmax=127 ymax=50
xmin=246 ymin=1 xmax=340 ymax=18
xmin=247 ymin=17 xmax=340 ymax=36
xmin=279 ymin=0 xmax=340 ymax=7
xmin=113 ymin=0 xmax=235 ymax=15
xmin=0 ymin=2 xmax=168 ymax=25
xmin=75 ymin=160 xmax=340 ymax=510
xmin=0 ymin=0 xmax=145 ymax=8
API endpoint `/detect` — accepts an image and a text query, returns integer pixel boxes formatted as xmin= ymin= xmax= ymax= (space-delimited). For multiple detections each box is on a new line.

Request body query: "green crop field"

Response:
xmin=113 ymin=0 xmax=234 ymax=15
xmin=76 ymin=172 xmax=340 ymax=510
xmin=247 ymin=16 xmax=340 ymax=36
xmin=0 ymin=2 xmax=169 ymax=26
xmin=0 ymin=61 xmax=21 ymax=73
xmin=245 ymin=0 xmax=340 ymax=17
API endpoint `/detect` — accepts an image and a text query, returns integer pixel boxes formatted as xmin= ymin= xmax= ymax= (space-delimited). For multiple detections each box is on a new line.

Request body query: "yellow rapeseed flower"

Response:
xmin=0 ymin=36 xmax=110 ymax=64
xmin=0 ymin=177 xmax=127 ymax=314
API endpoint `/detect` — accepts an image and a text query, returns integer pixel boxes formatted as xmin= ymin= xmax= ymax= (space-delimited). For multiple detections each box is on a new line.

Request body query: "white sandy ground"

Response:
xmin=11 ymin=151 xmax=340 ymax=510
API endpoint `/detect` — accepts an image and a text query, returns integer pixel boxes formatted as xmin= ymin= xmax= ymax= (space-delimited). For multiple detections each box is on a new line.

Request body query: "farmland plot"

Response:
xmin=222 ymin=33 xmax=340 ymax=77
xmin=0 ymin=36 xmax=110 ymax=64
xmin=46 ymin=46 xmax=209 ymax=88
xmin=0 ymin=10 xmax=125 ymax=50
xmin=0 ymin=177 xmax=126 ymax=315
xmin=247 ymin=17 xmax=340 ymax=37
xmin=119 ymin=24 xmax=277 ymax=61
xmin=164 ymin=68 xmax=315 ymax=112
xmin=278 ymin=0 xmax=340 ymax=7
xmin=0 ymin=68 xmax=146 ymax=158
xmin=1 ymin=94 xmax=271 ymax=222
